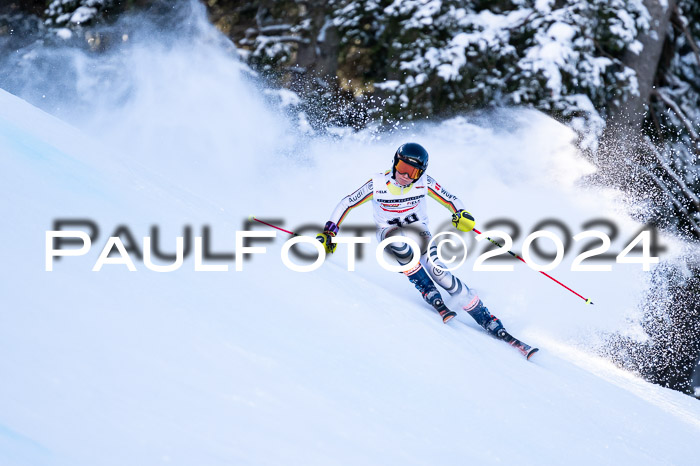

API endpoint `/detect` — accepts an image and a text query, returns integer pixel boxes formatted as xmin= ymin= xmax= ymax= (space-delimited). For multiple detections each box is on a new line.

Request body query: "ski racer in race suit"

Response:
xmin=317 ymin=142 xmax=508 ymax=337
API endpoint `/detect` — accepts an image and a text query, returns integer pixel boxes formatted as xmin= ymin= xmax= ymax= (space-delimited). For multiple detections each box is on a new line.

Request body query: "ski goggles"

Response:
xmin=395 ymin=159 xmax=423 ymax=180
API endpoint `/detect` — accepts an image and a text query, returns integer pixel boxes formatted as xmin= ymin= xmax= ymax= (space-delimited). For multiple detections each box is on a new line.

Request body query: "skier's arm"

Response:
xmin=317 ymin=179 xmax=373 ymax=253
xmin=427 ymin=175 xmax=475 ymax=232
xmin=426 ymin=175 xmax=465 ymax=214
xmin=328 ymin=179 xmax=374 ymax=227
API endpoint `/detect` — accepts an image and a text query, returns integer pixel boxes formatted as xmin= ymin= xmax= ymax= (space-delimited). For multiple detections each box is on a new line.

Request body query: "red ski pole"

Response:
xmin=249 ymin=217 xmax=593 ymax=304
xmin=473 ymin=228 xmax=594 ymax=305
xmin=249 ymin=216 xmax=298 ymax=236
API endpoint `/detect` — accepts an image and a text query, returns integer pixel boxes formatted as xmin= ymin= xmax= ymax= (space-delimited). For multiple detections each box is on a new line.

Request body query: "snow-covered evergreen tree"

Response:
xmin=234 ymin=1 xmax=311 ymax=77
xmin=646 ymin=0 xmax=700 ymax=239
xmin=332 ymin=0 xmax=650 ymax=148
xmin=45 ymin=0 xmax=116 ymax=29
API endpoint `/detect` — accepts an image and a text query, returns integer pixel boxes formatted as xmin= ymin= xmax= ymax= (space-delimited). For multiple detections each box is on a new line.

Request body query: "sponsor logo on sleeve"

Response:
xmin=349 ymin=191 xmax=366 ymax=203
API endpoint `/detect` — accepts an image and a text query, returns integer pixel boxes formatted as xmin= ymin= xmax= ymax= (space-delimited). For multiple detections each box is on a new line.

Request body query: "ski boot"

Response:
xmin=464 ymin=299 xmax=506 ymax=339
xmin=463 ymin=297 xmax=538 ymax=358
xmin=407 ymin=266 xmax=456 ymax=323
xmin=426 ymin=289 xmax=458 ymax=323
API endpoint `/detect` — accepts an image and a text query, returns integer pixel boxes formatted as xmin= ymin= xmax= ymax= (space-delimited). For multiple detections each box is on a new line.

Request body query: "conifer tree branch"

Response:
xmin=653 ymin=89 xmax=700 ymax=143
xmin=672 ymin=3 xmax=700 ymax=69
xmin=644 ymin=137 xmax=700 ymax=212
xmin=641 ymin=164 xmax=700 ymax=239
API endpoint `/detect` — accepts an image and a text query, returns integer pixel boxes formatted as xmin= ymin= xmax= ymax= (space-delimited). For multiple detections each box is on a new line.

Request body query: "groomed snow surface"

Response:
xmin=2 ymin=19 xmax=700 ymax=466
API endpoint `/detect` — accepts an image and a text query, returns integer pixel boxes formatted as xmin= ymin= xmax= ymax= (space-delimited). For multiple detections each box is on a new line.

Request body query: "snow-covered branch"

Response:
xmin=642 ymin=164 xmax=700 ymax=239
xmin=653 ymin=89 xmax=700 ymax=143
xmin=672 ymin=3 xmax=700 ymax=69
xmin=644 ymin=137 xmax=700 ymax=212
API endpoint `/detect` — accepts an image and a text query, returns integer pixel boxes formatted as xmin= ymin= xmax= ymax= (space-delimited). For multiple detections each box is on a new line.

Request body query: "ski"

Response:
xmin=496 ymin=330 xmax=539 ymax=360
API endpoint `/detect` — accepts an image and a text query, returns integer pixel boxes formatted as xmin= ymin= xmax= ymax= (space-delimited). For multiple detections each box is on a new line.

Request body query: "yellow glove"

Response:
xmin=316 ymin=232 xmax=337 ymax=254
xmin=316 ymin=221 xmax=339 ymax=254
xmin=452 ymin=210 xmax=475 ymax=232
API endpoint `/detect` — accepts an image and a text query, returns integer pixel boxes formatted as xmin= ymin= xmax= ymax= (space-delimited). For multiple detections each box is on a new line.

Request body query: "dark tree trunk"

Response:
xmin=593 ymin=0 xmax=676 ymax=213
xmin=600 ymin=0 xmax=675 ymax=168
xmin=613 ymin=0 xmax=675 ymax=135
xmin=295 ymin=0 xmax=338 ymax=81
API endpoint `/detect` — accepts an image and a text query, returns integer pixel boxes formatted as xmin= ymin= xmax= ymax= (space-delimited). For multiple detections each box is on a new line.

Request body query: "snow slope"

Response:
xmin=2 ymin=7 xmax=700 ymax=466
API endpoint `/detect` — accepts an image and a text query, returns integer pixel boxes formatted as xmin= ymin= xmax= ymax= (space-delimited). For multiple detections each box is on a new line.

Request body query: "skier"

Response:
xmin=316 ymin=142 xmax=509 ymax=339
